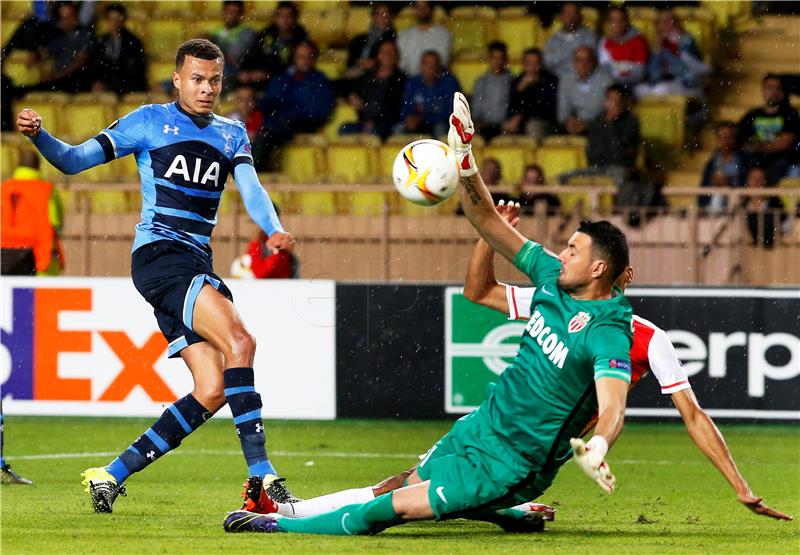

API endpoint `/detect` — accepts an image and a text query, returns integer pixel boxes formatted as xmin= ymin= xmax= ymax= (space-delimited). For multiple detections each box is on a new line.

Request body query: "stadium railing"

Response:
xmin=52 ymin=183 xmax=799 ymax=286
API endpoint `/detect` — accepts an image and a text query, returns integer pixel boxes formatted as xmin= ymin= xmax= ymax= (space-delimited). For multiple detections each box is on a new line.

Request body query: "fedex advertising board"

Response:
xmin=1 ymin=278 xmax=336 ymax=419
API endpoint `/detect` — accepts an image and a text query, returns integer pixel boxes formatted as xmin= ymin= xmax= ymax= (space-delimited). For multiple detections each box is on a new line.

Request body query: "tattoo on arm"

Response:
xmin=460 ymin=176 xmax=482 ymax=205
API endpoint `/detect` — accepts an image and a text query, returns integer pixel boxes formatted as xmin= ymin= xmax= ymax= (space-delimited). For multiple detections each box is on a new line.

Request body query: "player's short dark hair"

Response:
xmin=175 ymin=39 xmax=224 ymax=70
xmin=488 ymin=41 xmax=507 ymax=54
xmin=105 ymin=2 xmax=127 ymax=18
xmin=577 ymin=220 xmax=629 ymax=283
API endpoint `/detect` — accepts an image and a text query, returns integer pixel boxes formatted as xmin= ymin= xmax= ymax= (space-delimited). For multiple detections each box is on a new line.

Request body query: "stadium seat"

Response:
xmin=67 ymin=97 xmax=118 ymax=142
xmin=1 ymin=1 xmax=34 ymax=19
xmin=341 ymin=185 xmax=388 ymax=216
xmin=485 ymin=136 xmax=537 ymax=185
xmin=149 ymin=59 xmax=178 ymax=91
xmin=2 ymin=59 xmax=40 ymax=87
xmin=674 ymin=6 xmax=716 ymax=64
xmin=149 ymin=20 xmax=188 ymax=60
xmin=496 ymin=16 xmax=544 ymax=60
xmin=13 ymin=92 xmax=69 ymax=136
xmin=295 ymin=187 xmax=337 ymax=216
xmin=89 ymin=190 xmax=130 ymax=213
xmin=627 ymin=6 xmax=658 ymax=46
xmin=152 ymin=0 xmax=197 ymax=18
xmin=300 ymin=9 xmax=346 ymax=48
xmin=536 ymin=142 xmax=586 ymax=181
xmin=778 ymin=177 xmax=800 ymax=215
xmin=326 ymin=135 xmax=380 ymax=184
xmin=322 ymin=101 xmax=359 ymax=142
xmin=316 ymin=49 xmax=347 ymax=81
xmin=451 ymin=55 xmax=487 ymax=96
xmin=559 ymin=173 xmax=615 ymax=217
xmin=112 ymin=155 xmax=140 ymax=184
xmin=1 ymin=19 xmax=19 ymax=46
xmin=395 ymin=4 xmax=447 ymax=33
xmin=118 ymin=93 xmax=171 ymax=120
xmin=446 ymin=12 xmax=496 ymax=59
xmin=345 ymin=6 xmax=371 ymax=40
xmin=635 ymin=97 xmax=687 ymax=165
xmin=279 ymin=134 xmax=326 ymax=183
xmin=197 ymin=1 xmax=223 ymax=18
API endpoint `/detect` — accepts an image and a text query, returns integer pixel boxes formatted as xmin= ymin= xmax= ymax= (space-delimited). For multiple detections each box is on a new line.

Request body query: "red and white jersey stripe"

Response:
xmin=506 ymin=285 xmax=691 ymax=395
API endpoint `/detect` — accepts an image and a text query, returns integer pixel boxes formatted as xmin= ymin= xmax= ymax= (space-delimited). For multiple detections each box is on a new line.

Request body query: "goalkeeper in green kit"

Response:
xmin=224 ymin=92 xmax=635 ymax=535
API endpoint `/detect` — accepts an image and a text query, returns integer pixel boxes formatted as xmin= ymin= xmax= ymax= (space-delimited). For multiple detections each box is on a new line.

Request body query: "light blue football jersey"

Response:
xmin=95 ymin=101 xmax=253 ymax=254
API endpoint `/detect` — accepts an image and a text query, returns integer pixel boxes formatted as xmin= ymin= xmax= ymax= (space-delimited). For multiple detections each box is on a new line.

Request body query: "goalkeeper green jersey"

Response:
xmin=481 ymin=240 xmax=633 ymax=473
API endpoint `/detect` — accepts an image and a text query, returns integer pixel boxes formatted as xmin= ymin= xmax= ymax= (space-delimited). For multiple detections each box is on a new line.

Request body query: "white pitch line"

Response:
xmin=11 ymin=449 xmax=421 ymax=462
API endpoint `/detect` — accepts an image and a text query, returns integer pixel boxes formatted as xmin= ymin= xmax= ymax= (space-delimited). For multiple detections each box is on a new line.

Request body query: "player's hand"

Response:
xmin=17 ymin=108 xmax=43 ymax=137
xmin=448 ymin=92 xmax=477 ymax=177
xmin=267 ymin=231 xmax=295 ymax=254
xmin=496 ymin=200 xmax=520 ymax=228
xmin=570 ymin=437 xmax=616 ymax=493
xmin=737 ymin=492 xmax=793 ymax=521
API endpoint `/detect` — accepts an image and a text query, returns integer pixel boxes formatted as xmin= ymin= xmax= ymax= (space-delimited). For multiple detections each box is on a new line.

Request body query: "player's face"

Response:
xmin=174 ymin=56 xmax=223 ymax=115
xmin=557 ymin=232 xmax=603 ymax=293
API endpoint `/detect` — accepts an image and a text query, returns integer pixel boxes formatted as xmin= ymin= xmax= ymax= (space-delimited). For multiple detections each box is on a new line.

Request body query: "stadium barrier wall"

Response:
xmin=3 ymin=280 xmax=797 ymax=422
xmin=336 ymin=285 xmax=800 ymax=422
xmin=1 ymin=277 xmax=336 ymax=419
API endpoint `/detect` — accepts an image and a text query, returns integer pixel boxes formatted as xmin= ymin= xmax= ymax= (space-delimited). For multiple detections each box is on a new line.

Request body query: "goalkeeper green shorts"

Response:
xmin=416 ymin=409 xmax=557 ymax=520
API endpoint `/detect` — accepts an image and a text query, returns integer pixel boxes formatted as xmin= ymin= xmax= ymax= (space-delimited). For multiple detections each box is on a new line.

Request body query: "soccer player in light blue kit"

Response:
xmin=17 ymin=39 xmax=298 ymax=513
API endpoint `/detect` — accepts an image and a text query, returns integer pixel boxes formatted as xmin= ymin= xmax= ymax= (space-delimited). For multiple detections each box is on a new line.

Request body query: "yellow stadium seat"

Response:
xmin=1 ymin=140 xmax=19 ymax=180
xmin=627 ymin=6 xmax=658 ymax=46
xmin=1 ymin=20 xmax=19 ymax=46
xmin=559 ymin=173 xmax=615 ymax=217
xmin=198 ymin=1 xmax=223 ymax=18
xmin=497 ymin=6 xmax=527 ymax=18
xmin=149 ymin=20 xmax=188 ymax=60
xmin=279 ymin=134 xmax=326 ymax=182
xmin=485 ymin=136 xmax=537 ymax=185
xmin=300 ymin=9 xmax=346 ymax=48
xmin=13 ymin=93 xmax=69 ymax=136
xmin=90 ymin=190 xmax=130 ymax=213
xmin=395 ymin=4 xmax=447 ymax=33
xmin=341 ymin=185 xmax=388 ymax=216
xmin=2 ymin=59 xmax=41 ymax=87
xmin=345 ymin=6 xmax=371 ymax=40
xmin=300 ymin=1 xmax=345 ymax=12
xmin=111 ymin=155 xmax=140 ymax=183
xmin=778 ymin=177 xmax=800 ymax=214
xmin=674 ymin=7 xmax=716 ymax=64
xmin=701 ymin=0 xmax=752 ymax=31
xmin=451 ymin=56 xmax=488 ymax=96
xmin=247 ymin=1 xmax=278 ymax=19
xmin=295 ymin=188 xmax=337 ymax=216
xmin=65 ymin=103 xmax=117 ymax=142
xmin=536 ymin=143 xmax=586 ymax=181
xmin=149 ymin=59 xmax=178 ymax=91
xmin=446 ymin=16 xmax=496 ymax=59
xmin=496 ymin=16 xmax=544 ymax=60
xmin=316 ymin=49 xmax=347 ymax=81
xmin=581 ymin=6 xmax=600 ymax=33
xmin=152 ymin=0 xmax=197 ymax=18
xmin=635 ymin=98 xmax=687 ymax=163
xmin=326 ymin=136 xmax=379 ymax=184
xmin=322 ymin=101 xmax=359 ymax=142
xmin=1 ymin=1 xmax=34 ymax=19
xmin=118 ymin=93 xmax=171 ymax=119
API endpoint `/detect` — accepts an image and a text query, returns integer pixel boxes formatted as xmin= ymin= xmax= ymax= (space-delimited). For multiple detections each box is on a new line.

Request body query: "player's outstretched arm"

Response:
xmin=448 ymin=93 xmax=527 ymax=263
xmin=17 ymin=108 xmax=106 ymax=175
xmin=233 ymin=163 xmax=295 ymax=251
xmin=463 ymin=201 xmax=521 ymax=313
xmin=671 ymin=389 xmax=793 ymax=521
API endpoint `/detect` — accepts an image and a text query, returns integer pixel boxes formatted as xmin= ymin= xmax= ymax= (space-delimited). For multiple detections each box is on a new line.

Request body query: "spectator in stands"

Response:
xmin=397 ymin=1 xmax=451 ymax=76
xmin=209 ymin=0 xmax=257 ymax=94
xmin=341 ymin=40 xmax=406 ymax=140
xmin=636 ymin=9 xmax=708 ymax=99
xmin=544 ymin=2 xmax=597 ymax=78
xmin=518 ymin=163 xmax=560 ymax=215
xmin=90 ymin=3 xmax=147 ymax=95
xmin=503 ymin=48 xmax=558 ymax=140
xmin=0 ymin=150 xmax=64 ymax=275
xmin=699 ymin=122 xmax=751 ymax=213
xmin=398 ymin=50 xmax=459 ymax=136
xmin=226 ymin=86 xmax=263 ymax=141
xmin=598 ymin=6 xmax=649 ymax=86
xmin=743 ymin=166 xmax=787 ymax=248
xmin=37 ymin=1 xmax=92 ymax=92
xmin=239 ymin=1 xmax=308 ymax=90
xmin=557 ymin=46 xmax=613 ymax=135
xmin=471 ymin=41 xmax=513 ymax=142
xmin=739 ymin=74 xmax=800 ymax=184
xmin=343 ymin=2 xmax=396 ymax=85
xmin=253 ymin=40 xmax=335 ymax=171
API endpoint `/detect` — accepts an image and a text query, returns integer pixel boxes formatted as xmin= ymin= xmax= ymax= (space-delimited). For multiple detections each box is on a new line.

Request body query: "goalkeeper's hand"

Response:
xmin=447 ymin=92 xmax=477 ymax=177
xmin=570 ymin=436 xmax=616 ymax=493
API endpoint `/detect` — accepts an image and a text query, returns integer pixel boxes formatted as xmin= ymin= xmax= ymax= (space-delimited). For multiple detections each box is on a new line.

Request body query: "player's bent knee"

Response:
xmin=391 ymin=482 xmax=434 ymax=520
xmin=193 ymin=387 xmax=226 ymax=412
xmin=224 ymin=328 xmax=256 ymax=364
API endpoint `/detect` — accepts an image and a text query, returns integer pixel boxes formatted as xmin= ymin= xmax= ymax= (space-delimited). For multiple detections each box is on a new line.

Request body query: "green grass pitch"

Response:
xmin=1 ymin=417 xmax=797 ymax=554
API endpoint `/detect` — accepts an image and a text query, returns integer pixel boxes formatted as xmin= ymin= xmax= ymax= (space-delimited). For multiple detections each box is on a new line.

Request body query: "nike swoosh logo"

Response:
xmin=541 ymin=284 xmax=555 ymax=296
xmin=436 ymin=486 xmax=448 ymax=505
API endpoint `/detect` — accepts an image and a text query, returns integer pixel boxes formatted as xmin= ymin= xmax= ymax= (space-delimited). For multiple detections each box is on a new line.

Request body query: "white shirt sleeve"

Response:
xmin=648 ymin=326 xmax=692 ymax=395
xmin=505 ymin=285 xmax=536 ymax=321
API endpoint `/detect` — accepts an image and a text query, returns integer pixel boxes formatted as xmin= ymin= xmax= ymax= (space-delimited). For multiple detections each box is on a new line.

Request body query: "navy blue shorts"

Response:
xmin=131 ymin=241 xmax=233 ymax=358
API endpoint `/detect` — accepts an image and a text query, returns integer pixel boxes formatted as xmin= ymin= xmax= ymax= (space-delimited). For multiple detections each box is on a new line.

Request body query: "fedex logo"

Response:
xmin=1 ymin=287 xmax=176 ymax=403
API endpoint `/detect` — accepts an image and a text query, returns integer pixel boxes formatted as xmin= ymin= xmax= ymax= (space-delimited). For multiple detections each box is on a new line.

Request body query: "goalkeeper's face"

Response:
xmin=174 ymin=55 xmax=223 ymax=116
xmin=557 ymin=232 xmax=604 ymax=294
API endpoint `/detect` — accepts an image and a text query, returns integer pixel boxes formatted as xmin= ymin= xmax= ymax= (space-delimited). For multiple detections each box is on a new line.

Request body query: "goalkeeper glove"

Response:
xmin=447 ymin=92 xmax=477 ymax=177
xmin=570 ymin=436 xmax=616 ymax=493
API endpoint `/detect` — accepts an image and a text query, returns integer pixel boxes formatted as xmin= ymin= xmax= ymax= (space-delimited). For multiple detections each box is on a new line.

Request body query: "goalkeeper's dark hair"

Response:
xmin=577 ymin=220 xmax=629 ymax=284
xmin=175 ymin=39 xmax=224 ymax=70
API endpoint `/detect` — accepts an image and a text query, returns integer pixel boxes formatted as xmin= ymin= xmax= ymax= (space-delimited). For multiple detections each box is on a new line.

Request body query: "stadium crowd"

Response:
xmin=1 ymin=0 xmax=798 ymax=247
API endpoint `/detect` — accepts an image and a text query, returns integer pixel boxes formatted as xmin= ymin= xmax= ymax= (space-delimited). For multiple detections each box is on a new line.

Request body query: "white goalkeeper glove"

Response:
xmin=447 ymin=92 xmax=478 ymax=177
xmin=570 ymin=436 xmax=616 ymax=493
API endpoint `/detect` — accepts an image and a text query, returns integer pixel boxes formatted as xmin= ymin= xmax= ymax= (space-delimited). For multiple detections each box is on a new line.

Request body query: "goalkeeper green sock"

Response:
xmin=277 ymin=492 xmax=404 ymax=535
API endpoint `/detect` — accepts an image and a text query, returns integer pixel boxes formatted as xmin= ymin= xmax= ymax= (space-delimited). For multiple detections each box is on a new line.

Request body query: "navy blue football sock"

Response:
xmin=106 ymin=394 xmax=210 ymax=484
xmin=224 ymin=367 xmax=276 ymax=477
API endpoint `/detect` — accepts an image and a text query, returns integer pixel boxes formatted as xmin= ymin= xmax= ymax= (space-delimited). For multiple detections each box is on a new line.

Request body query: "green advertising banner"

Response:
xmin=445 ymin=286 xmax=527 ymax=413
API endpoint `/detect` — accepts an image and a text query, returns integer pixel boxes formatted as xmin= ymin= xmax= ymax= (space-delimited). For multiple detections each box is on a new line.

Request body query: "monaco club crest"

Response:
xmin=568 ymin=312 xmax=591 ymax=333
